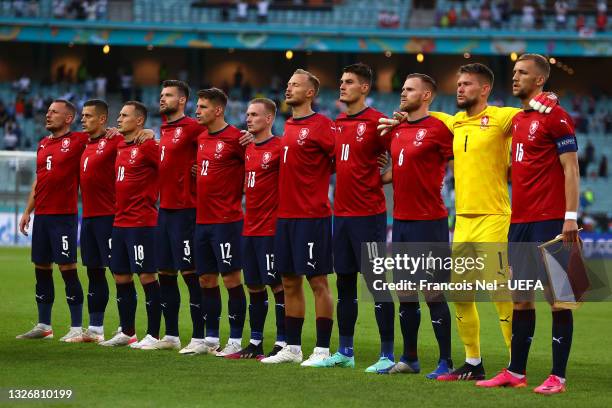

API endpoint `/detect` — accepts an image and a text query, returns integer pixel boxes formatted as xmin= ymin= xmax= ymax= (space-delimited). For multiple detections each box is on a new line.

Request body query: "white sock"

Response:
xmin=250 ymin=339 xmax=262 ymax=346
xmin=71 ymin=326 xmax=82 ymax=330
xmin=507 ymin=369 xmax=525 ymax=379
xmin=553 ymin=375 xmax=566 ymax=384
xmin=314 ymin=347 xmax=329 ymax=354
xmin=466 ymin=357 xmax=482 ymax=366
xmin=205 ymin=336 xmax=219 ymax=344
xmin=228 ymin=338 xmax=242 ymax=345
xmin=275 ymin=341 xmax=287 ymax=347
xmin=88 ymin=325 xmax=104 ymax=333
xmin=288 ymin=344 xmax=301 ymax=354
xmin=191 ymin=337 xmax=205 ymax=343
xmin=38 ymin=323 xmax=51 ymax=330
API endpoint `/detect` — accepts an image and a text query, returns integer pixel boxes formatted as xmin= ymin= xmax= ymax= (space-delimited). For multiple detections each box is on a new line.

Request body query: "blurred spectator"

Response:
xmin=236 ymin=0 xmax=248 ymax=22
xmin=467 ymin=3 xmax=480 ymax=28
xmin=458 ymin=6 xmax=471 ymax=27
xmin=378 ymin=10 xmax=400 ymax=28
xmin=13 ymin=0 xmax=26 ymax=17
xmin=0 ymin=102 xmax=11 ymax=129
xmin=479 ymin=3 xmax=491 ymax=29
xmin=95 ymin=75 xmax=107 ymax=99
xmin=576 ymin=14 xmax=585 ymax=32
xmin=491 ymin=1 xmax=502 ymax=28
xmin=120 ymin=70 xmax=133 ymax=102
xmin=53 ymin=0 xmax=68 ymax=18
xmin=84 ymin=1 xmax=97 ymax=21
xmin=4 ymin=121 xmax=21 ymax=150
xmin=26 ymin=0 xmax=39 ymax=17
xmin=447 ymin=7 xmax=457 ymax=27
xmin=234 ymin=67 xmax=243 ymax=89
xmin=257 ymin=1 xmax=269 ymax=23
xmin=585 ymin=140 xmax=595 ymax=165
xmin=555 ymin=0 xmax=569 ymax=30
xmin=522 ymin=1 xmax=535 ymax=29
xmin=599 ymin=155 xmax=608 ymax=178
xmin=14 ymin=96 xmax=25 ymax=120
xmin=596 ymin=3 xmax=607 ymax=32
xmin=96 ymin=0 xmax=107 ymax=20
xmin=580 ymin=188 xmax=594 ymax=210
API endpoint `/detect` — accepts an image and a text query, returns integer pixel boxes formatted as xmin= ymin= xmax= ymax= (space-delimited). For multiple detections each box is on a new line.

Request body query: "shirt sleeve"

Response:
xmin=316 ymin=120 xmax=336 ymax=158
xmin=436 ymin=122 xmax=454 ymax=160
xmin=548 ymin=108 xmax=578 ymax=154
xmin=143 ymin=140 xmax=160 ymax=168
xmin=429 ymin=111 xmax=455 ymax=133
xmin=498 ymin=107 xmax=521 ymax=135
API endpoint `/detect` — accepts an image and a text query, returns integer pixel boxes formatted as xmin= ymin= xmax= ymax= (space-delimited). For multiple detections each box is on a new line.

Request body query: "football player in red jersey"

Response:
xmin=378 ymin=74 xmax=455 ymax=378
xmin=17 ymin=100 xmax=88 ymax=342
xmin=100 ymin=101 xmax=161 ymax=348
xmin=225 ymin=98 xmax=287 ymax=360
xmin=146 ymin=80 xmax=205 ymax=352
xmin=477 ymin=54 xmax=579 ymax=395
xmin=261 ymin=70 xmax=335 ymax=365
xmin=311 ymin=63 xmax=392 ymax=370
xmin=78 ymin=99 xmax=121 ymax=343
xmin=191 ymin=88 xmax=248 ymax=357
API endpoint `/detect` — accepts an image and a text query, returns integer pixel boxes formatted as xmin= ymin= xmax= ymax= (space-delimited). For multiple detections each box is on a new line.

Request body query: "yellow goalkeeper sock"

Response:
xmin=495 ymin=301 xmax=513 ymax=354
xmin=454 ymin=301 xmax=480 ymax=360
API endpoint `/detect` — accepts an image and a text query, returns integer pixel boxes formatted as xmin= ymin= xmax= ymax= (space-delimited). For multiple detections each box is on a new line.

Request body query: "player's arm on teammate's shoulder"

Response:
xmin=381 ymin=166 xmax=392 ymax=184
xmin=559 ymin=151 xmax=580 ymax=243
xmin=429 ymin=111 xmax=455 ymax=133
xmin=239 ymin=129 xmax=254 ymax=146
xmin=134 ymin=128 xmax=156 ymax=144
xmin=19 ymin=179 xmax=36 ymax=236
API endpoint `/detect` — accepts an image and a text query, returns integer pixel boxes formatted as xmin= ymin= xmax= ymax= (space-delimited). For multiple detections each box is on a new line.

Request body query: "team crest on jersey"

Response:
xmin=480 ymin=115 xmax=489 ymax=129
xmin=413 ymin=128 xmax=427 ymax=147
xmin=129 ymin=147 xmax=138 ymax=163
xmin=297 ymin=128 xmax=309 ymax=145
xmin=96 ymin=138 xmax=107 ymax=154
xmin=60 ymin=137 xmax=71 ymax=152
xmin=214 ymin=141 xmax=225 ymax=158
xmin=528 ymin=120 xmax=539 ymax=141
xmin=356 ymin=122 xmax=367 ymax=142
xmin=172 ymin=127 xmax=182 ymax=143
xmin=261 ymin=151 xmax=272 ymax=169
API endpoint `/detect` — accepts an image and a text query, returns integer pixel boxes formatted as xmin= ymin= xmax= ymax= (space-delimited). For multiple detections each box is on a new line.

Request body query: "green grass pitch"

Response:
xmin=1 ymin=247 xmax=610 ymax=408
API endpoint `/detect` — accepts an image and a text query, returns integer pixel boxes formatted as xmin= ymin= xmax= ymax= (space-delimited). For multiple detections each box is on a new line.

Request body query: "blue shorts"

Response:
xmin=31 ymin=214 xmax=78 ymax=265
xmin=194 ymin=221 xmax=243 ymax=276
xmin=80 ymin=215 xmax=114 ymax=267
xmin=242 ymin=235 xmax=281 ymax=286
xmin=274 ymin=217 xmax=332 ymax=277
xmin=392 ymin=218 xmax=451 ymax=284
xmin=508 ymin=219 xmax=564 ymax=283
xmin=110 ymin=226 xmax=157 ymax=274
xmin=156 ymin=208 xmax=196 ymax=271
xmin=392 ymin=217 xmax=449 ymax=243
xmin=333 ymin=212 xmax=386 ymax=275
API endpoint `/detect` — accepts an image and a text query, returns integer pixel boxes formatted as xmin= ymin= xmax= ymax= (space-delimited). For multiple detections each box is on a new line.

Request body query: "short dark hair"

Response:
xmin=162 ymin=79 xmax=190 ymax=100
xmin=249 ymin=98 xmax=277 ymax=115
xmin=124 ymin=101 xmax=148 ymax=123
xmin=197 ymin=88 xmax=228 ymax=108
xmin=405 ymin=73 xmax=438 ymax=95
xmin=458 ymin=63 xmax=495 ymax=87
xmin=294 ymin=69 xmax=320 ymax=96
xmin=83 ymin=99 xmax=108 ymax=116
xmin=343 ymin=63 xmax=373 ymax=87
xmin=52 ymin=99 xmax=76 ymax=119
xmin=517 ymin=53 xmax=551 ymax=81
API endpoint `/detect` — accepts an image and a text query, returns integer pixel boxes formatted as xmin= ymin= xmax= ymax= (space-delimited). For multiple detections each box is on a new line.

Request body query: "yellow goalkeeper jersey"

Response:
xmin=432 ymin=106 xmax=520 ymax=215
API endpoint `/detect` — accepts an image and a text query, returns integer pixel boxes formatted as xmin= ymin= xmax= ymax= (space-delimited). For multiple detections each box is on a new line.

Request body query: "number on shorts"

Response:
xmin=266 ymin=253 xmax=275 ymax=271
xmin=133 ymin=245 xmax=144 ymax=261
xmin=183 ymin=240 xmax=191 ymax=256
xmin=61 ymin=235 xmax=69 ymax=251
xmin=220 ymin=242 xmax=231 ymax=260
xmin=366 ymin=242 xmax=379 ymax=260
xmin=307 ymin=242 xmax=314 ymax=260
xmin=108 ymin=238 xmax=112 ymax=250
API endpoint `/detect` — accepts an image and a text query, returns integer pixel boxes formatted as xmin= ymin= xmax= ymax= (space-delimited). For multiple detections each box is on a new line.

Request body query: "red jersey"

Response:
xmin=80 ymin=135 xmax=121 ymax=218
xmin=35 ymin=131 xmax=88 ymax=215
xmin=243 ymin=136 xmax=281 ymax=236
xmin=196 ymin=125 xmax=245 ymax=224
xmin=334 ymin=107 xmax=387 ymax=216
xmin=159 ymin=116 xmax=202 ymax=209
xmin=511 ymin=106 xmax=577 ymax=223
xmin=278 ymin=112 xmax=335 ymax=218
xmin=114 ymin=138 xmax=159 ymax=227
xmin=387 ymin=116 xmax=453 ymax=220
